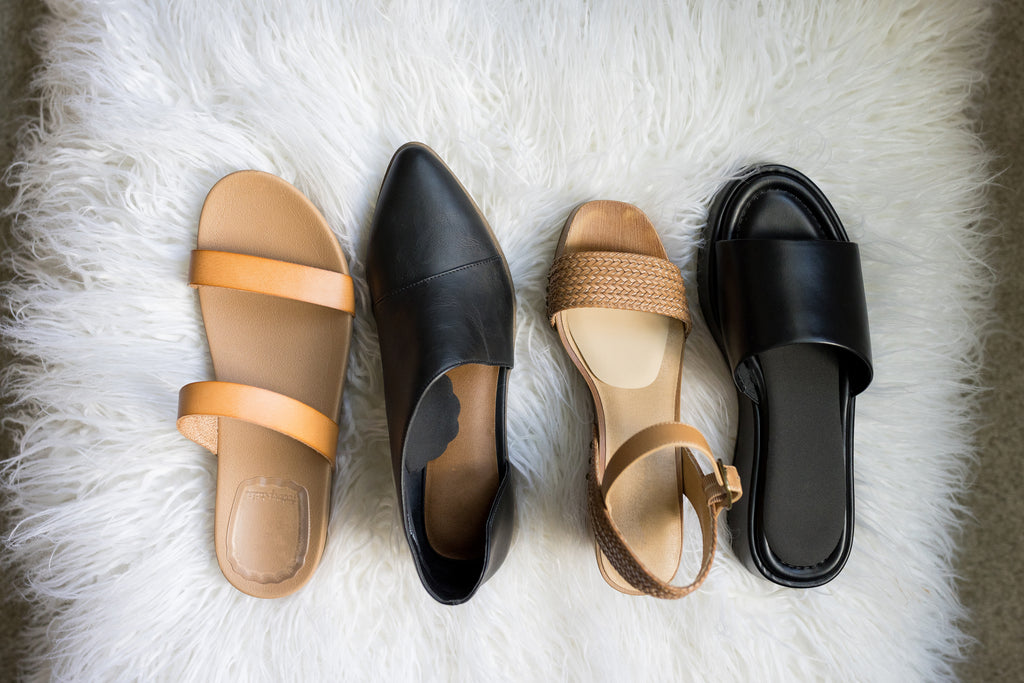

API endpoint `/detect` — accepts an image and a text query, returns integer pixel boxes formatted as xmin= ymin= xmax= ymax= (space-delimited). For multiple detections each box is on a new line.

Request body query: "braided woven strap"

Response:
xmin=546 ymin=251 xmax=691 ymax=335
xmin=587 ymin=422 xmax=742 ymax=599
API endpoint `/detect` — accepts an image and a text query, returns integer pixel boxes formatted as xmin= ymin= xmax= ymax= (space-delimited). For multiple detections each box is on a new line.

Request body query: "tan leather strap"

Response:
xmin=588 ymin=422 xmax=742 ymax=599
xmin=189 ymin=250 xmax=356 ymax=314
xmin=177 ymin=381 xmax=339 ymax=466
xmin=546 ymin=250 xmax=691 ymax=334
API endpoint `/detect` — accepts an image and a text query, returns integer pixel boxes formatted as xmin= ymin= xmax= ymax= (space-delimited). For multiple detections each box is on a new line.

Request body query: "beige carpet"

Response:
xmin=0 ymin=1 xmax=44 ymax=678
xmin=955 ymin=3 xmax=1024 ymax=681
xmin=0 ymin=2 xmax=1020 ymax=680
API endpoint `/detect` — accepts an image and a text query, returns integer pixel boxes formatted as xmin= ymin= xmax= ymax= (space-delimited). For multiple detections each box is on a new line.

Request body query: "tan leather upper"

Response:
xmin=190 ymin=250 xmax=356 ymax=314
xmin=588 ymin=422 xmax=742 ymax=599
xmin=178 ymin=381 xmax=340 ymax=465
xmin=178 ymin=248 xmax=353 ymax=466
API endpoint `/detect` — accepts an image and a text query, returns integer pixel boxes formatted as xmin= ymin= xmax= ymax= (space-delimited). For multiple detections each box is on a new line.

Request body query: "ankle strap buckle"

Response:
xmin=716 ymin=459 xmax=741 ymax=510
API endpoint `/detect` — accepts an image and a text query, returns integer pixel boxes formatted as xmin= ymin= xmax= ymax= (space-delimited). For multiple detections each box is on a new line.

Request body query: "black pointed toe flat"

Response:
xmin=697 ymin=164 xmax=872 ymax=588
xmin=366 ymin=142 xmax=515 ymax=604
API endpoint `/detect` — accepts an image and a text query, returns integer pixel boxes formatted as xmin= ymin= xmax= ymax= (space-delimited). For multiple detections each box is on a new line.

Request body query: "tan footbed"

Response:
xmin=552 ymin=201 xmax=686 ymax=595
xmin=424 ymin=364 xmax=501 ymax=560
xmin=194 ymin=171 xmax=352 ymax=598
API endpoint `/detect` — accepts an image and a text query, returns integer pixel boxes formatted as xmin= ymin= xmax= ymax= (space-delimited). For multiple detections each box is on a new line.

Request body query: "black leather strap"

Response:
xmin=715 ymin=238 xmax=872 ymax=394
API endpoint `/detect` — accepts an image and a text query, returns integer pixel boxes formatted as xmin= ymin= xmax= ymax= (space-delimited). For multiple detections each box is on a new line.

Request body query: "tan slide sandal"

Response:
xmin=546 ymin=200 xmax=741 ymax=598
xmin=177 ymin=171 xmax=355 ymax=598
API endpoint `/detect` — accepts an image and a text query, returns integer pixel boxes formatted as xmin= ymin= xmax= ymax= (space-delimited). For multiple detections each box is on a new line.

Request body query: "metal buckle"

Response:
xmin=716 ymin=458 xmax=736 ymax=510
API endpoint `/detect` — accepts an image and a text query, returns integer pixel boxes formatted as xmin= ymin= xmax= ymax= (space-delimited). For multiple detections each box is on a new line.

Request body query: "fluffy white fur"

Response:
xmin=1 ymin=1 xmax=992 ymax=680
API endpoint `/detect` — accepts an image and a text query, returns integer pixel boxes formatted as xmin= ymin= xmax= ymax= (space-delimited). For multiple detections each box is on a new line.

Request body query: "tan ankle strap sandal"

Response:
xmin=547 ymin=200 xmax=741 ymax=599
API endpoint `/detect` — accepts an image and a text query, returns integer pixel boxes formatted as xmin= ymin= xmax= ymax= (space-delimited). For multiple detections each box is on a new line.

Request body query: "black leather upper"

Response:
xmin=367 ymin=143 xmax=515 ymax=604
xmin=367 ymin=144 xmax=509 ymax=301
xmin=700 ymin=165 xmax=872 ymax=396
xmin=715 ymin=239 xmax=872 ymax=396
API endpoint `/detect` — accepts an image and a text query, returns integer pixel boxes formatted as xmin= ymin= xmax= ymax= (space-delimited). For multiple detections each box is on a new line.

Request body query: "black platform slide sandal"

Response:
xmin=697 ymin=164 xmax=873 ymax=588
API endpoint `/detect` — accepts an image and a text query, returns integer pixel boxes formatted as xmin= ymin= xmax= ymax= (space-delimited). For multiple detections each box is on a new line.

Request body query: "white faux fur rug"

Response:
xmin=2 ymin=1 xmax=992 ymax=680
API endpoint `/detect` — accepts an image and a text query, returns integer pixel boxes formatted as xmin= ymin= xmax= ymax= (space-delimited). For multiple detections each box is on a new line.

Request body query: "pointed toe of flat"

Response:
xmin=368 ymin=143 xmax=502 ymax=301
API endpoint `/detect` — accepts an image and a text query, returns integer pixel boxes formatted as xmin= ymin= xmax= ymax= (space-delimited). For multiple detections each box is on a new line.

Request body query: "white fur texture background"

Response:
xmin=1 ymin=1 xmax=992 ymax=680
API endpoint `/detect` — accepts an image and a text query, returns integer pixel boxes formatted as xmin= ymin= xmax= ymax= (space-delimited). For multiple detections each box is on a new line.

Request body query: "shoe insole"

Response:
xmin=423 ymin=364 xmax=500 ymax=561
xmin=563 ymin=308 xmax=685 ymax=593
xmin=755 ymin=343 xmax=845 ymax=567
xmin=198 ymin=171 xmax=351 ymax=598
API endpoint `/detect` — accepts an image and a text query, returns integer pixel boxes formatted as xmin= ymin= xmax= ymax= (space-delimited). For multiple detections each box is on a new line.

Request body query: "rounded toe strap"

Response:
xmin=587 ymin=422 xmax=742 ymax=599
